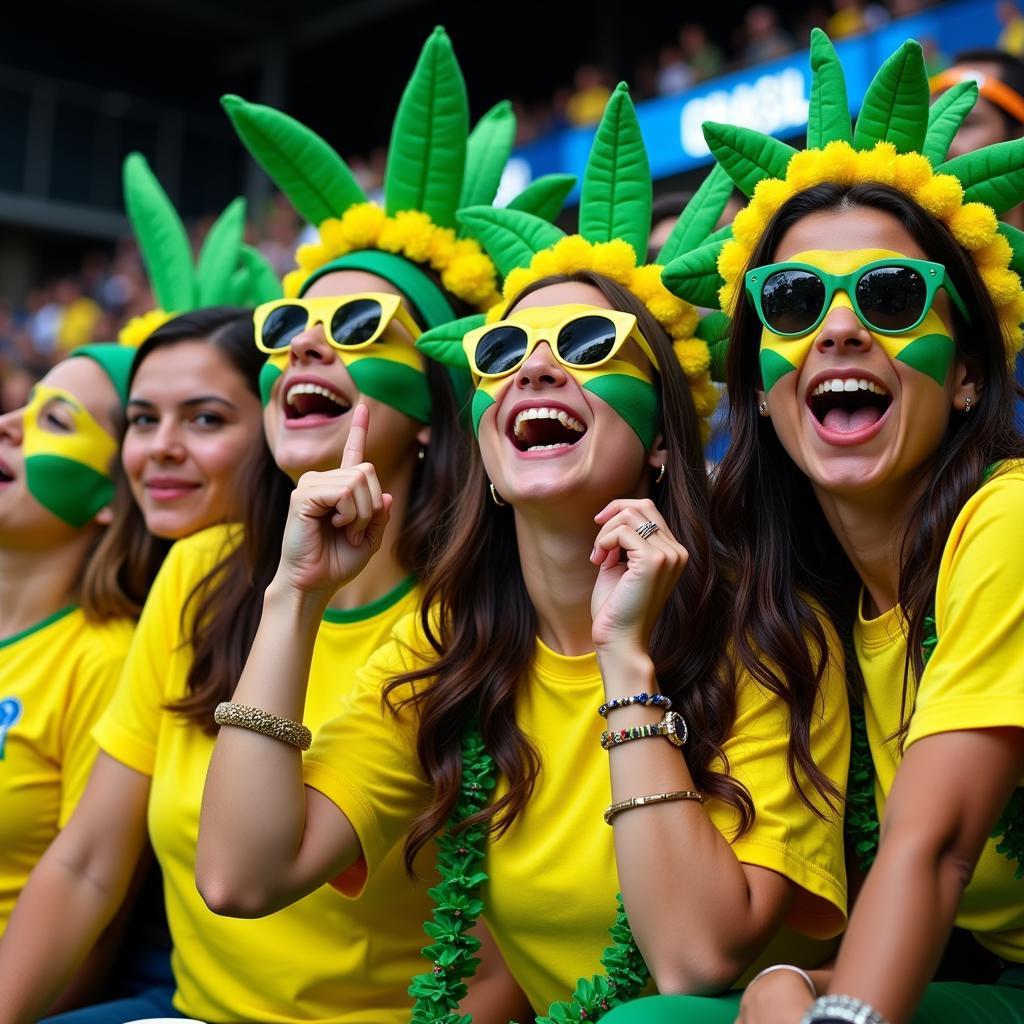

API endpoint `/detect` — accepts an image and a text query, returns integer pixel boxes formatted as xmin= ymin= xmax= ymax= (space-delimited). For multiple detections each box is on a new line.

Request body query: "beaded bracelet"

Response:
xmin=800 ymin=995 xmax=890 ymax=1024
xmin=598 ymin=692 xmax=672 ymax=718
xmin=600 ymin=711 xmax=687 ymax=750
xmin=214 ymin=701 xmax=313 ymax=751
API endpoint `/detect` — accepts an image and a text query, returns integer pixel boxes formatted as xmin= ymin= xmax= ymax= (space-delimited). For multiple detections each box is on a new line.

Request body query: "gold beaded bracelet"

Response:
xmin=213 ymin=701 xmax=313 ymax=751
xmin=604 ymin=789 xmax=703 ymax=825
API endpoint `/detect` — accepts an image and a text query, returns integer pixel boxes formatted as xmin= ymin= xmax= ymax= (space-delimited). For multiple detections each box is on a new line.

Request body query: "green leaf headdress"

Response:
xmin=221 ymin=27 xmax=570 ymax=329
xmin=661 ymin=29 xmax=1024 ymax=363
xmin=118 ymin=152 xmax=282 ymax=348
xmin=416 ymin=82 xmax=734 ymax=435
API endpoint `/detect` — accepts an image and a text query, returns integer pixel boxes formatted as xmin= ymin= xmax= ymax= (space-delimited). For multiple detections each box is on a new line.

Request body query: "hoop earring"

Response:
xmin=964 ymin=395 xmax=974 ymax=413
xmin=488 ymin=483 xmax=507 ymax=507
xmin=758 ymin=401 xmax=768 ymax=416
xmin=655 ymin=463 xmax=666 ymax=485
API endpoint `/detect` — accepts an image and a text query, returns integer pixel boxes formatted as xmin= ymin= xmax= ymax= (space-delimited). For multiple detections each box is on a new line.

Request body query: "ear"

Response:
xmin=952 ymin=356 xmax=982 ymax=410
xmin=646 ymin=430 xmax=667 ymax=472
xmin=754 ymin=385 xmax=768 ymax=414
xmin=416 ymin=423 xmax=432 ymax=447
xmin=94 ymin=504 xmax=114 ymax=527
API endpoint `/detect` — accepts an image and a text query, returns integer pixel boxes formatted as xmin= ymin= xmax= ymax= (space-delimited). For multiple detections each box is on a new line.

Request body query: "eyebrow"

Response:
xmin=127 ymin=396 xmax=238 ymax=411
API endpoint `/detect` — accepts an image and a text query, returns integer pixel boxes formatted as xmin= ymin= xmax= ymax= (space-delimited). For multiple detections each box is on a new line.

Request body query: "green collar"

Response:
xmin=0 ymin=605 xmax=77 ymax=650
xmin=320 ymin=575 xmax=416 ymax=624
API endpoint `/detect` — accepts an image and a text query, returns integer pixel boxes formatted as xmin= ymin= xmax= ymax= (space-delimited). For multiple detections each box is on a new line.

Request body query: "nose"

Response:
xmin=814 ymin=299 xmax=874 ymax=355
xmin=516 ymin=341 xmax=568 ymax=389
xmin=148 ymin=417 xmax=187 ymax=462
xmin=290 ymin=322 xmax=337 ymax=366
xmin=0 ymin=407 xmax=24 ymax=447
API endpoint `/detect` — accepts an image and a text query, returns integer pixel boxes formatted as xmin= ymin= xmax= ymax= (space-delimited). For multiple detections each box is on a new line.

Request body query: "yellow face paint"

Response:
xmin=757 ymin=249 xmax=957 ymax=392
xmin=23 ymin=384 xmax=118 ymax=527
xmin=468 ymin=304 xmax=659 ymax=447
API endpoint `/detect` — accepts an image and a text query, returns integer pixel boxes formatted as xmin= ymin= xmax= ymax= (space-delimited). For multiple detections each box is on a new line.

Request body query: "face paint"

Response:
xmin=259 ymin=336 xmax=432 ymax=423
xmin=468 ymin=305 xmax=660 ymax=448
xmin=22 ymin=384 xmax=118 ymax=527
xmin=757 ymin=249 xmax=957 ymax=391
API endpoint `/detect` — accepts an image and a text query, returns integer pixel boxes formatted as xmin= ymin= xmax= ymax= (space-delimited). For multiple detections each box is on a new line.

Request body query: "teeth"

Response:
xmin=286 ymin=382 xmax=347 ymax=407
xmin=526 ymin=443 xmax=573 ymax=451
xmin=513 ymin=407 xmax=586 ymax=438
xmin=811 ymin=378 xmax=890 ymax=397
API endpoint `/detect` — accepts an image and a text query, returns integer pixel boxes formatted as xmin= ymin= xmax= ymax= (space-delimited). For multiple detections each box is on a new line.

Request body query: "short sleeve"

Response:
xmin=302 ymin=612 xmax=434 ymax=893
xmin=707 ymin=616 xmax=850 ymax=940
xmin=908 ymin=469 xmax=1024 ymax=748
xmin=58 ymin=630 xmax=130 ymax=826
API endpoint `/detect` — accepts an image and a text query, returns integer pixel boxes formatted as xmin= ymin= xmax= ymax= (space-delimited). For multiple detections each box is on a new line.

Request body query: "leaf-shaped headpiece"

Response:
xmin=661 ymin=29 xmax=1024 ymax=362
xmin=222 ymin=27 xmax=573 ymax=329
xmin=418 ymin=83 xmax=732 ymax=432
xmin=118 ymin=152 xmax=282 ymax=347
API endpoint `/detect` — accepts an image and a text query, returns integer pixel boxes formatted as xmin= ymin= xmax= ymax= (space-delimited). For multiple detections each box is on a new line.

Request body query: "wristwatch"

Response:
xmin=654 ymin=710 xmax=688 ymax=747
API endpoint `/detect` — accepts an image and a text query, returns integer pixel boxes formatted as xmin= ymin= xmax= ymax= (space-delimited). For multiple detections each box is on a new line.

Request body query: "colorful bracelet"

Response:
xmin=598 ymin=692 xmax=672 ymax=718
xmin=604 ymin=789 xmax=703 ymax=825
xmin=214 ymin=701 xmax=313 ymax=751
xmin=600 ymin=710 xmax=688 ymax=750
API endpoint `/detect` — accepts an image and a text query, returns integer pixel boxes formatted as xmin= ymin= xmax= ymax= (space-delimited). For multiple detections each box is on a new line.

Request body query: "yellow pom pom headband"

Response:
xmin=418 ymin=83 xmax=733 ymax=432
xmin=661 ymin=30 xmax=1024 ymax=365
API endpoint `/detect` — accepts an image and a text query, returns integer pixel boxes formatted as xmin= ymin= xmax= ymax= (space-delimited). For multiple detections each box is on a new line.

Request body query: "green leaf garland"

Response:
xmin=507 ymin=174 xmax=577 ymax=223
xmin=922 ymin=79 xmax=979 ymax=167
xmin=807 ymin=28 xmax=853 ymax=148
xmin=460 ymin=101 xmax=516 ymax=213
xmin=852 ymin=40 xmax=929 ymax=154
xmin=702 ymin=123 xmax=797 ymax=198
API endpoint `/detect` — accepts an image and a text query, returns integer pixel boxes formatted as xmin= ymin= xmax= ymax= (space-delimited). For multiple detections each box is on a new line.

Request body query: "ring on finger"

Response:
xmin=635 ymin=520 xmax=659 ymax=540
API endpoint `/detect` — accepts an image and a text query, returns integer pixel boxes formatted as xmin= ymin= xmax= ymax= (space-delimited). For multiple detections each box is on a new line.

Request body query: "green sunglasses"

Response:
xmin=745 ymin=257 xmax=972 ymax=338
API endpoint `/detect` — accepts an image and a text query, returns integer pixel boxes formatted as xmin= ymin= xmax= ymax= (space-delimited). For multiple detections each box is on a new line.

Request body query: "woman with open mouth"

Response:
xmin=196 ymin=85 xmax=850 ymax=1024
xmin=656 ymin=30 xmax=1024 ymax=1024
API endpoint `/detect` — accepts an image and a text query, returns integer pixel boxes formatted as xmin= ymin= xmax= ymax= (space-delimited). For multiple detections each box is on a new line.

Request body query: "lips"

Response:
xmin=805 ymin=371 xmax=893 ymax=444
xmin=0 ymin=454 xmax=14 ymax=484
xmin=506 ymin=401 xmax=589 ymax=455
xmin=144 ymin=477 xmax=201 ymax=501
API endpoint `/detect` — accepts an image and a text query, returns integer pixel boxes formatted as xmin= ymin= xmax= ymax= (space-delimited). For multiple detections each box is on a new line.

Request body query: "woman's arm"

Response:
xmin=196 ymin=406 xmax=388 ymax=916
xmin=592 ymin=498 xmax=800 ymax=995
xmin=0 ymin=754 xmax=150 ymax=1024
xmin=825 ymin=726 xmax=1024 ymax=1023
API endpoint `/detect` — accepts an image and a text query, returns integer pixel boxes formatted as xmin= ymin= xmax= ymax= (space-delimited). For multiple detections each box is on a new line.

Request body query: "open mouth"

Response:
xmin=0 ymin=459 xmax=13 ymax=483
xmin=284 ymin=382 xmax=351 ymax=422
xmin=808 ymin=377 xmax=892 ymax=434
xmin=510 ymin=406 xmax=588 ymax=452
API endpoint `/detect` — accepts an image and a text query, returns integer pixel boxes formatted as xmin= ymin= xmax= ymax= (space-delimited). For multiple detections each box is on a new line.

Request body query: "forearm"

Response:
xmin=197 ymin=579 xmax=328 ymax=914
xmin=602 ymin=652 xmax=786 ymax=993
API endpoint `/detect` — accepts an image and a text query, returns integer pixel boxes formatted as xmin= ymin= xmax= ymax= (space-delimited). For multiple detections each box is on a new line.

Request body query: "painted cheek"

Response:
xmin=871 ymin=310 xmax=955 ymax=386
xmin=260 ymin=356 xmax=287 ymax=408
xmin=572 ymin=361 xmax=658 ymax=450
xmin=342 ymin=345 xmax=431 ymax=424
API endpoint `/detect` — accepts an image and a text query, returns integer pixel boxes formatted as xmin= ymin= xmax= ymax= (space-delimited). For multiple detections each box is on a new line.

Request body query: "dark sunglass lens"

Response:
xmin=475 ymin=325 xmax=529 ymax=374
xmin=556 ymin=315 xmax=618 ymax=365
xmin=261 ymin=305 xmax=308 ymax=349
xmin=856 ymin=266 xmax=926 ymax=331
xmin=331 ymin=299 xmax=383 ymax=346
xmin=760 ymin=270 xmax=826 ymax=335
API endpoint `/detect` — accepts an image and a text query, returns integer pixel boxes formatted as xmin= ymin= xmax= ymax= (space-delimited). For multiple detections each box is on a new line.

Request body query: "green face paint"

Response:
xmin=756 ymin=249 xmax=957 ymax=391
xmin=22 ymin=384 xmax=118 ymax=527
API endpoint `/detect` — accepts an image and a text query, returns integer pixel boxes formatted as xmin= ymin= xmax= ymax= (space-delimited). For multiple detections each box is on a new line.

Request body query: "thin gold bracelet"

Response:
xmin=213 ymin=701 xmax=313 ymax=751
xmin=604 ymin=789 xmax=703 ymax=825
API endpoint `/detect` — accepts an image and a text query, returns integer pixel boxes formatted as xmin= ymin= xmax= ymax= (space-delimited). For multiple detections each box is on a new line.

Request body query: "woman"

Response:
xmin=659 ymin=31 xmax=1024 ymax=1024
xmin=196 ymin=86 xmax=850 ymax=1023
xmin=0 ymin=30 xmax=521 ymax=1024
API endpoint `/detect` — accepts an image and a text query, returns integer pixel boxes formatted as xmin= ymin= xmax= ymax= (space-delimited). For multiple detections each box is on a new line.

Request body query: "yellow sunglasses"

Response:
xmin=461 ymin=305 xmax=660 ymax=379
xmin=253 ymin=293 xmax=422 ymax=354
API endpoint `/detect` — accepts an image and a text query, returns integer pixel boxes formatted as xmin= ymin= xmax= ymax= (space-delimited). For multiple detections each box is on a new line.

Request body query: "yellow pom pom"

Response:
xmin=819 ymin=140 xmax=859 ymax=185
xmin=590 ymin=240 xmax=638 ymax=281
xmin=502 ymin=267 xmax=536 ymax=304
xmin=717 ymin=239 xmax=749 ymax=284
xmin=428 ymin=226 xmax=458 ymax=269
xmin=674 ymin=300 xmax=700 ymax=339
xmin=339 ymin=203 xmax=386 ymax=248
xmin=647 ymin=294 xmax=685 ymax=326
xmin=975 ymin=233 xmax=1013 ymax=270
xmin=732 ymin=204 xmax=769 ymax=247
xmin=719 ymin=279 xmax=740 ymax=316
xmin=318 ymin=218 xmax=349 ymax=255
xmin=855 ymin=142 xmax=898 ymax=187
xmin=629 ymin=264 xmax=664 ymax=303
xmin=786 ymin=149 xmax=831 ymax=192
xmin=673 ymin=338 xmax=711 ymax=376
xmin=892 ymin=152 xmax=933 ymax=194
xmin=296 ymin=242 xmax=329 ymax=273
xmin=378 ymin=210 xmax=432 ymax=259
xmin=690 ymin=373 xmax=720 ymax=419
xmin=531 ymin=249 xmax=562 ymax=278
xmin=981 ymin=266 xmax=1022 ymax=306
xmin=442 ymin=253 xmax=497 ymax=304
xmin=546 ymin=235 xmax=594 ymax=275
xmin=751 ymin=177 xmax=794 ymax=212
xmin=913 ymin=174 xmax=963 ymax=218
xmin=118 ymin=308 xmax=172 ymax=348
xmin=282 ymin=270 xmax=306 ymax=298
xmin=949 ymin=202 xmax=998 ymax=250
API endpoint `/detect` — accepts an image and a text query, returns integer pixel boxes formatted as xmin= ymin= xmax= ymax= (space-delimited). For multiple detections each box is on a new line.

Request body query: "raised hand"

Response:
xmin=589 ymin=497 xmax=687 ymax=656
xmin=275 ymin=405 xmax=392 ymax=603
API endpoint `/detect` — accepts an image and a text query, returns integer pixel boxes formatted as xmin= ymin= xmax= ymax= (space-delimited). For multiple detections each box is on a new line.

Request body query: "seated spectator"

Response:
xmin=566 ymin=64 xmax=613 ymax=126
xmin=679 ymin=24 xmax=724 ymax=82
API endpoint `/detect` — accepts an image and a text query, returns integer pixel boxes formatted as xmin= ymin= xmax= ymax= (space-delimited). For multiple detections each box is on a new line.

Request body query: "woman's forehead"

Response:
xmin=774 ymin=207 xmax=929 ymax=263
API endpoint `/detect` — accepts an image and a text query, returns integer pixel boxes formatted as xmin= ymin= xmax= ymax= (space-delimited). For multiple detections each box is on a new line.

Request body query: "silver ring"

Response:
xmin=636 ymin=520 xmax=659 ymax=540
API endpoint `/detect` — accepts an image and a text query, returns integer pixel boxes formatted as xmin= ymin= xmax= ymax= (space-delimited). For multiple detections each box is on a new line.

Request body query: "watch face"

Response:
xmin=665 ymin=711 xmax=687 ymax=747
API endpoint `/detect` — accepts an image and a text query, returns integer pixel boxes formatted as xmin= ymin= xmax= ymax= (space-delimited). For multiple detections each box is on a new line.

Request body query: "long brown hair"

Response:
xmin=81 ymin=307 xmax=265 ymax=621
xmin=385 ymin=270 xmax=770 ymax=872
xmin=714 ymin=182 xmax=1024 ymax=738
xmin=175 ymin=342 xmax=469 ymax=731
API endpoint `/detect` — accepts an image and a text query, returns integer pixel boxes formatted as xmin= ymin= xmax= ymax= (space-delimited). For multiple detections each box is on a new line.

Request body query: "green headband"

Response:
xmin=68 ymin=343 xmax=135 ymax=406
xmin=298 ymin=251 xmax=456 ymax=328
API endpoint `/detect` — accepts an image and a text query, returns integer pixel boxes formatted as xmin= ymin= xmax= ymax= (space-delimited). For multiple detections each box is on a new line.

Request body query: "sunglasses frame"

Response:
xmin=744 ymin=257 xmax=972 ymax=338
xmin=253 ymin=293 xmax=422 ymax=354
xmin=461 ymin=308 xmax=660 ymax=380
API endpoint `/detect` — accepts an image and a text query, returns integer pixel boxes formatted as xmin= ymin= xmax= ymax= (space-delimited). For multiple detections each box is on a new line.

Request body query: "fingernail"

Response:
xmin=589 ymin=546 xmax=597 ymax=561
xmin=352 ymin=532 xmax=363 ymax=546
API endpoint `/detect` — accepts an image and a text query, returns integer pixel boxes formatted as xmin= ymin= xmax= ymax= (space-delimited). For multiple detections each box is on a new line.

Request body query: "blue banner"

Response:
xmin=500 ymin=0 xmax=1003 ymax=198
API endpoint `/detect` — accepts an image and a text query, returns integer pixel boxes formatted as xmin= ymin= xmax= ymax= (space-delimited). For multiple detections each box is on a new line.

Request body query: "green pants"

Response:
xmin=602 ymin=982 xmax=1024 ymax=1022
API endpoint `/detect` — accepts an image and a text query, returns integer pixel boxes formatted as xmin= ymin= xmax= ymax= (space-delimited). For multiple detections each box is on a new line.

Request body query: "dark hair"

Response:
xmin=384 ymin=270 xmax=771 ymax=873
xmin=954 ymin=48 xmax=1024 ymax=134
xmin=81 ymin=307 xmax=265 ymax=621
xmin=174 ymin=314 xmax=469 ymax=731
xmin=713 ymin=182 xmax=1024 ymax=741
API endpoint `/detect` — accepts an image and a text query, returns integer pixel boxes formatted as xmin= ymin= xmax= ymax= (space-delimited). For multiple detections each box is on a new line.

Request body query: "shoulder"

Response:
xmin=167 ymin=522 xmax=244 ymax=568
xmin=940 ymin=462 xmax=1024 ymax=569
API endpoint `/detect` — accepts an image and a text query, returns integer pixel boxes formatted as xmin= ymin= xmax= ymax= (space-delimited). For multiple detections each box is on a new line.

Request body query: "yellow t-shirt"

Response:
xmin=93 ymin=523 xmax=433 ymax=1024
xmin=0 ymin=606 xmax=133 ymax=934
xmin=855 ymin=462 xmax=1024 ymax=963
xmin=304 ymin=612 xmax=850 ymax=1013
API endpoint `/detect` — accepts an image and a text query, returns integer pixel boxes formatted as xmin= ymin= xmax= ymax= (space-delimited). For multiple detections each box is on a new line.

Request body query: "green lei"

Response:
xmin=409 ymin=726 xmax=650 ymax=1024
xmin=846 ymin=613 xmax=1024 ymax=879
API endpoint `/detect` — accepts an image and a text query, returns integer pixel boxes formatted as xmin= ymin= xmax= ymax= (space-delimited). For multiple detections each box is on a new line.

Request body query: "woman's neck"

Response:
xmin=0 ymin=534 xmax=93 ymax=639
xmin=514 ymin=507 xmax=599 ymax=657
xmin=812 ymin=470 xmax=930 ymax=618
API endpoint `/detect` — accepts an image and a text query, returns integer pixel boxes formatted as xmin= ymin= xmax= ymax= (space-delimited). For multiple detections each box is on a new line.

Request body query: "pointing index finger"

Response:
xmin=341 ymin=404 xmax=370 ymax=468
